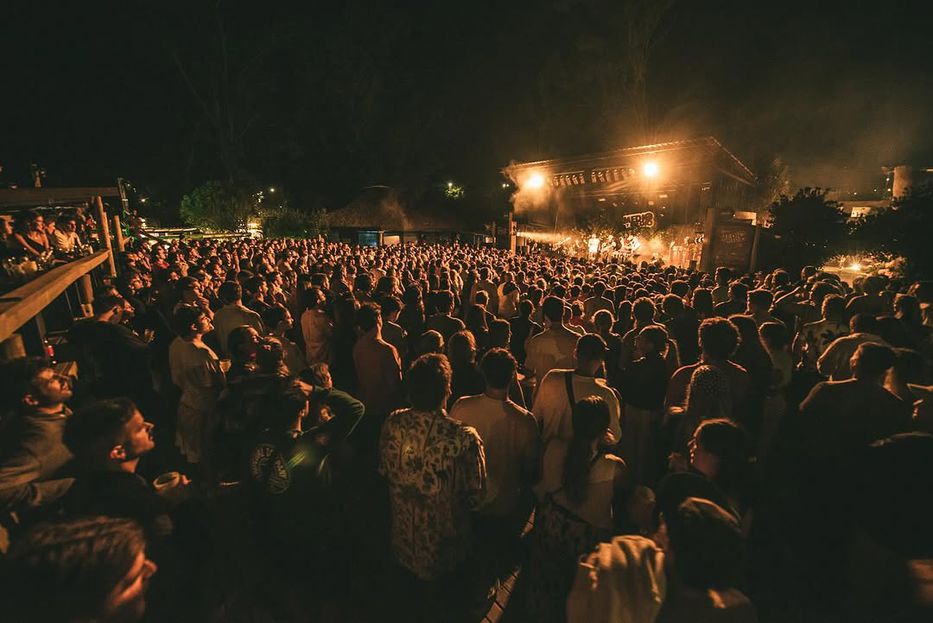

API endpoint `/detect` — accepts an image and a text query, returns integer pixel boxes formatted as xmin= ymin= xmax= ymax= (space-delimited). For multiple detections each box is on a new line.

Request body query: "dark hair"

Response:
xmin=692 ymin=288 xmax=714 ymax=317
xmin=380 ymin=296 xmax=402 ymax=316
xmin=850 ymin=313 xmax=880 ymax=335
xmin=415 ymin=330 xmax=445 ymax=357
xmin=1 ymin=356 xmax=51 ymax=408
xmin=3 ymin=517 xmax=147 ymax=622
xmin=518 ymin=299 xmax=534 ymax=318
xmin=479 ymin=348 xmax=516 ymax=390
xmin=662 ymin=293 xmax=685 ymax=317
xmin=563 ymin=396 xmax=610 ymax=505
xmin=434 ymin=290 xmax=454 ymax=312
xmin=891 ymin=348 xmax=925 ymax=383
xmin=575 ymin=333 xmax=607 ymax=363
xmin=64 ymin=397 xmax=138 ymax=461
xmin=747 ymin=289 xmax=773 ymax=310
xmin=300 ymin=286 xmax=326 ymax=311
xmin=542 ymin=296 xmax=564 ymax=323
xmin=92 ymin=293 xmax=125 ymax=316
xmin=699 ymin=318 xmax=740 ymax=360
xmin=219 ymin=281 xmax=242 ymax=305
xmin=632 ymin=297 xmax=656 ymax=323
xmin=474 ymin=290 xmax=489 ymax=306
xmin=261 ymin=304 xmax=290 ymax=330
xmin=355 ymin=303 xmax=381 ymax=332
xmin=853 ymin=342 xmax=896 ymax=377
xmin=256 ymin=337 xmax=286 ymax=374
xmin=406 ymin=354 xmax=451 ymax=412
xmin=665 ymin=497 xmax=744 ymax=591
xmin=759 ymin=321 xmax=788 ymax=349
xmin=267 ymin=379 xmax=309 ymax=430
xmin=172 ymin=304 xmax=204 ymax=337
xmin=694 ymin=418 xmax=749 ymax=496
xmin=489 ymin=318 xmax=510 ymax=347
xmin=822 ymin=294 xmax=846 ymax=320
xmin=228 ymin=325 xmax=258 ymax=361
xmin=638 ymin=325 xmax=669 ymax=355
xmin=447 ymin=330 xmax=477 ymax=368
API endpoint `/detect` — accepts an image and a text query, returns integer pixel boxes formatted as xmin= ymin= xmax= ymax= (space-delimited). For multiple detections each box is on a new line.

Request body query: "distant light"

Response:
xmin=587 ymin=236 xmax=600 ymax=254
xmin=501 ymin=183 xmax=510 ymax=189
xmin=849 ymin=263 xmax=862 ymax=272
xmin=643 ymin=162 xmax=659 ymax=178
xmin=268 ymin=187 xmax=276 ymax=193
xmin=525 ymin=173 xmax=545 ymax=190
xmin=447 ymin=181 xmax=454 ymax=188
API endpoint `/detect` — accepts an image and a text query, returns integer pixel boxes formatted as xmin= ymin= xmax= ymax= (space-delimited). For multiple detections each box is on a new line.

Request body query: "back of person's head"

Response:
xmin=489 ymin=318 xmax=510 ymax=347
xmin=670 ymin=280 xmax=689 ymax=298
xmin=2 ymin=516 xmax=154 ymax=623
xmin=715 ymin=267 xmax=732 ymax=285
xmin=474 ymin=290 xmax=489 ymax=307
xmin=822 ymin=294 xmax=846 ymax=320
xmin=863 ymin=275 xmax=884 ymax=295
xmin=852 ymin=342 xmax=896 ymax=379
xmin=593 ymin=281 xmax=606 ymax=297
xmin=479 ymin=348 xmax=516 ymax=391
xmin=692 ymin=418 xmax=749 ymax=493
xmin=592 ymin=309 xmax=613 ymax=332
xmin=638 ymin=325 xmax=669 ymax=355
xmin=268 ymin=379 xmax=309 ymax=430
xmin=406 ymin=354 xmax=451 ymax=412
xmin=563 ymin=396 xmax=611 ymax=506
xmin=729 ymin=315 xmax=761 ymax=350
xmin=64 ymin=397 xmax=142 ymax=463
xmin=698 ymin=318 xmax=740 ymax=360
xmin=354 ymin=272 xmax=373 ymax=293
xmin=728 ymin=282 xmax=749 ymax=301
xmin=415 ymin=330 xmax=445 ymax=357
xmin=662 ymin=293 xmax=685 ymax=317
xmin=447 ymin=330 xmax=477 ymax=367
xmin=632 ymin=297 xmax=656 ymax=324
xmin=747 ymin=289 xmax=773 ymax=312
xmin=433 ymin=289 xmax=454 ymax=313
xmin=219 ymin=281 xmax=242 ymax=305
xmin=692 ymin=288 xmax=714 ymax=314
xmin=664 ymin=497 xmax=744 ymax=591
xmin=300 ymin=286 xmax=326 ymax=311
xmin=850 ymin=313 xmax=880 ymax=335
xmin=300 ymin=362 xmax=333 ymax=389
xmin=465 ymin=304 xmax=488 ymax=331
xmin=380 ymin=295 xmax=402 ymax=318
xmin=759 ymin=321 xmax=789 ymax=350
xmin=890 ymin=348 xmax=925 ymax=384
xmin=575 ymin=333 xmax=607 ymax=365
xmin=518 ymin=298 xmax=534 ymax=318
xmin=542 ymin=295 xmax=564 ymax=323
xmin=894 ymin=293 xmax=920 ymax=320
xmin=355 ymin=303 xmax=381 ymax=333
xmin=243 ymin=275 xmax=264 ymax=298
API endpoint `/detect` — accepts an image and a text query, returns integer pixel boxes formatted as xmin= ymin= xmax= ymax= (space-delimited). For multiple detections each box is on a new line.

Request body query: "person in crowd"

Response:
xmin=715 ymin=281 xmax=749 ymax=318
xmin=884 ymin=347 xmax=926 ymax=403
xmin=379 ymin=354 xmax=486 ymax=618
xmin=846 ymin=275 xmax=889 ymax=318
xmin=525 ymin=295 xmax=582 ymax=385
xmin=532 ymin=333 xmax=622 ymax=444
xmin=398 ymin=285 xmax=427 ymax=348
xmin=527 ymin=396 xmax=628 ymax=623
xmin=666 ymin=318 xmax=750 ymax=415
xmin=464 ymin=302 xmax=491 ymax=353
xmin=299 ymin=285 xmax=333 ymax=366
xmin=583 ymin=281 xmax=614 ymax=318
xmin=261 ymin=304 xmax=307 ymax=376
xmin=1 ymin=516 xmax=158 ymax=623
xmin=488 ymin=317 xmax=511 ymax=351
xmin=691 ymin=288 xmax=715 ymax=322
xmin=729 ymin=314 xmax=773 ymax=433
xmin=759 ymin=321 xmax=793 ymax=458
xmin=212 ymin=281 xmax=263 ymax=357
xmin=592 ymin=309 xmax=623 ymax=388
xmin=619 ymin=325 xmax=671 ymax=485
xmin=9 ymin=210 xmax=51 ymax=257
xmin=747 ymin=289 xmax=780 ymax=328
xmin=662 ymin=293 xmax=700 ymax=366
xmin=352 ymin=304 xmax=403 ymax=417
xmin=471 ymin=266 xmax=499 ymax=318
xmin=447 ymin=330 xmax=485 ymax=408
xmin=380 ymin=295 xmax=409 ymax=366
xmin=167 ymin=306 xmax=225 ymax=468
xmin=509 ymin=298 xmax=541 ymax=366
xmin=801 ymin=342 xmax=913 ymax=451
xmin=0 ymin=357 xmax=75 ymax=518
xmin=672 ymin=364 xmax=734 ymax=461
xmin=497 ymin=275 xmax=520 ymax=319
xmin=414 ymin=328 xmax=446 ymax=358
xmin=712 ymin=267 xmax=733 ymax=305
xmin=449 ymin=349 xmax=539 ymax=561
xmin=225 ymin=325 xmax=261 ymax=383
xmin=817 ymin=313 xmax=889 ymax=380
xmin=50 ymin=214 xmax=82 ymax=254
xmin=794 ymin=293 xmax=849 ymax=369
xmin=425 ymin=289 xmax=465 ymax=344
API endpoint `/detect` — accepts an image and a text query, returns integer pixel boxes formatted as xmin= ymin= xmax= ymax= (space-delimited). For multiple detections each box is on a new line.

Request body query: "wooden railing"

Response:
xmin=0 ymin=250 xmax=110 ymax=344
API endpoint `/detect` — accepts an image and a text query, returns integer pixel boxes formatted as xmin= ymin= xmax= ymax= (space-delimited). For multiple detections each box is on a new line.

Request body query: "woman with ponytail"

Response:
xmin=526 ymin=396 xmax=628 ymax=623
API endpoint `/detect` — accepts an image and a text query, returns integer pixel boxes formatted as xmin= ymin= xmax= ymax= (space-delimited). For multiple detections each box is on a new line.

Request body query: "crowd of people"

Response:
xmin=0 ymin=235 xmax=931 ymax=622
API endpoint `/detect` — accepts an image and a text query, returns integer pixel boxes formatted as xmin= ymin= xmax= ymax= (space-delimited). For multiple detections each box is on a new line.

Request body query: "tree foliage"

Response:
xmin=853 ymin=184 xmax=933 ymax=280
xmin=767 ymin=187 xmax=848 ymax=271
xmin=261 ymin=206 xmax=326 ymax=239
xmin=180 ymin=181 xmax=257 ymax=231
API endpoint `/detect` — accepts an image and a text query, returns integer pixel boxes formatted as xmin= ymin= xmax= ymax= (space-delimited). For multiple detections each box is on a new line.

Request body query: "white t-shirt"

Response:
xmin=524 ymin=325 xmax=581 ymax=382
xmin=449 ymin=395 xmax=540 ymax=516
xmin=531 ymin=370 xmax=622 ymax=444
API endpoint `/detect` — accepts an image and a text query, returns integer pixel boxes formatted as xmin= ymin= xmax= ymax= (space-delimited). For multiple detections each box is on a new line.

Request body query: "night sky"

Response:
xmin=2 ymin=0 xmax=931 ymax=215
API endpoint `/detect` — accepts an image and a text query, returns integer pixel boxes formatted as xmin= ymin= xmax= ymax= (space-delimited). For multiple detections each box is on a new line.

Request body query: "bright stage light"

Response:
xmin=849 ymin=263 xmax=862 ymax=272
xmin=643 ymin=162 xmax=659 ymax=178
xmin=525 ymin=173 xmax=545 ymax=190
xmin=587 ymin=236 xmax=600 ymax=254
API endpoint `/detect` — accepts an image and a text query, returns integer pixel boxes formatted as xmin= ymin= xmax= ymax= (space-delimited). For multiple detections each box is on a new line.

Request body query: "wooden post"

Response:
xmin=749 ymin=221 xmax=762 ymax=273
xmin=78 ymin=274 xmax=94 ymax=317
xmin=0 ymin=334 xmax=26 ymax=363
xmin=95 ymin=195 xmax=117 ymax=277
xmin=113 ymin=214 xmax=125 ymax=252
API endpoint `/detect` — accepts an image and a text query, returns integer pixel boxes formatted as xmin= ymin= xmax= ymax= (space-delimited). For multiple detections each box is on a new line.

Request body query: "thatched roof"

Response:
xmin=325 ymin=186 xmax=471 ymax=232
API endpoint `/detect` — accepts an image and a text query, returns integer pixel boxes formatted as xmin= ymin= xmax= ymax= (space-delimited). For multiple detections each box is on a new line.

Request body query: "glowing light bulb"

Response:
xmin=643 ymin=162 xmax=659 ymax=178
xmin=525 ymin=173 xmax=545 ymax=190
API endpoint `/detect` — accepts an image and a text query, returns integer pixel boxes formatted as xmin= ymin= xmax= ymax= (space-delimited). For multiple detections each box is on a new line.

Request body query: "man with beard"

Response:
xmin=0 ymin=357 xmax=75 ymax=519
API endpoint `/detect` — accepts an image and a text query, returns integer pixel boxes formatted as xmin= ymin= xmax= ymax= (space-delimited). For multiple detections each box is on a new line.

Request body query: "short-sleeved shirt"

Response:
xmin=379 ymin=408 xmax=486 ymax=580
xmin=532 ymin=370 xmax=622 ymax=444
xmin=449 ymin=395 xmax=540 ymax=516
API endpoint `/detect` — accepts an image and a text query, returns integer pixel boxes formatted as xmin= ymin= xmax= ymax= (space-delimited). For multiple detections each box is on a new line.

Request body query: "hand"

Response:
xmin=601 ymin=428 xmax=617 ymax=446
xmin=157 ymin=475 xmax=193 ymax=506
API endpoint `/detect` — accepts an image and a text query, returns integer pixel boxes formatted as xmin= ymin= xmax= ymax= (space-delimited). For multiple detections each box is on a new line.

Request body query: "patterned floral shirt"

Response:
xmin=379 ymin=408 xmax=486 ymax=580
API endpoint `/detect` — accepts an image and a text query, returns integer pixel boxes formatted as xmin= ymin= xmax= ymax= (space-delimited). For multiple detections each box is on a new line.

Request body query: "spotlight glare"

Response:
xmin=525 ymin=173 xmax=545 ymax=190
xmin=643 ymin=162 xmax=659 ymax=178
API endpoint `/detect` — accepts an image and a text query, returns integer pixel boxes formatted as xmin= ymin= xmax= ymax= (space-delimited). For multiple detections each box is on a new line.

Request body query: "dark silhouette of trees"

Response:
xmin=767 ymin=187 xmax=848 ymax=272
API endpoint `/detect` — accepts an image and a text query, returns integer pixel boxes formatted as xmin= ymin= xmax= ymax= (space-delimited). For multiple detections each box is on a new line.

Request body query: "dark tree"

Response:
xmin=854 ymin=184 xmax=933 ymax=280
xmin=767 ymin=187 xmax=848 ymax=272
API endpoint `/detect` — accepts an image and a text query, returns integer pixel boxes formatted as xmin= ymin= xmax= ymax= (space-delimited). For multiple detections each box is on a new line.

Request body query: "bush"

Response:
xmin=180 ymin=181 xmax=257 ymax=232
xmin=767 ymin=187 xmax=848 ymax=273
xmin=853 ymin=184 xmax=933 ymax=280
